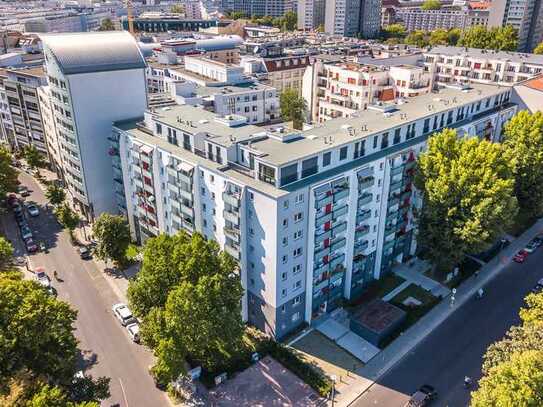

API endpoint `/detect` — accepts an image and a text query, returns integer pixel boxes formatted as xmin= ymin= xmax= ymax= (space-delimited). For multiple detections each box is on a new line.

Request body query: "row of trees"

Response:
xmin=0 ymin=263 xmax=110 ymax=405
xmin=127 ymin=232 xmax=244 ymax=386
xmin=382 ymin=24 xmax=518 ymax=51
xmin=226 ymin=11 xmax=298 ymax=32
xmin=471 ymin=291 xmax=543 ymax=405
xmin=415 ymin=111 xmax=543 ymax=274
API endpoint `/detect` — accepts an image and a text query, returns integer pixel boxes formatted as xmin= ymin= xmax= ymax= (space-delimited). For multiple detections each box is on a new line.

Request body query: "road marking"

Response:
xmin=119 ymin=378 xmax=129 ymax=407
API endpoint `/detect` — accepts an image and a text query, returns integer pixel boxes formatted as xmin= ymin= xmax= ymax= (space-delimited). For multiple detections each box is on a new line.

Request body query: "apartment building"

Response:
xmin=0 ymin=67 xmax=47 ymax=154
xmin=40 ymin=31 xmax=147 ymax=220
xmin=112 ymin=82 xmax=515 ymax=339
xmin=303 ymin=60 xmax=431 ymax=123
xmin=395 ymin=4 xmax=488 ymax=32
xmin=242 ymin=54 xmax=312 ymax=96
xmin=325 ymin=0 xmax=362 ymax=37
xmin=424 ymin=46 xmax=543 ymax=86
xmin=220 ymin=0 xmax=296 ymax=17
xmin=297 ymin=0 xmax=326 ymax=31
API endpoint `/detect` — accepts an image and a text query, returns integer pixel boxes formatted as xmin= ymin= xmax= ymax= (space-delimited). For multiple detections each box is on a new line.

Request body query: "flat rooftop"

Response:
xmin=426 ymin=45 xmax=543 ymax=65
xmin=352 ymin=299 xmax=406 ymax=334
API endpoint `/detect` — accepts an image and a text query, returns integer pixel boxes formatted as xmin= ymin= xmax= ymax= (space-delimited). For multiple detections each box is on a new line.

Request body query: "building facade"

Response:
xmin=395 ymin=5 xmax=488 ymax=32
xmin=40 ymin=31 xmax=147 ymax=220
xmin=325 ymin=0 xmax=362 ymax=37
xmin=220 ymin=0 xmax=296 ymax=17
xmin=297 ymin=0 xmax=325 ymax=30
xmin=112 ymin=82 xmax=515 ymax=339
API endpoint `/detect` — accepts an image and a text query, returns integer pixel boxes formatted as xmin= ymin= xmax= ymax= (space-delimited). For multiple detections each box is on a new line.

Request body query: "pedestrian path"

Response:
xmin=332 ymin=218 xmax=543 ymax=407
xmin=393 ymin=260 xmax=451 ymax=298
xmin=382 ymin=280 xmax=411 ymax=302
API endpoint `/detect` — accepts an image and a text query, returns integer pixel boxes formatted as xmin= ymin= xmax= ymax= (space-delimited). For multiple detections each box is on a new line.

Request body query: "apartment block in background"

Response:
xmin=112 ymin=82 xmax=515 ymax=340
xmin=40 ymin=31 xmax=147 ymax=220
xmin=298 ymin=0 xmax=326 ymax=31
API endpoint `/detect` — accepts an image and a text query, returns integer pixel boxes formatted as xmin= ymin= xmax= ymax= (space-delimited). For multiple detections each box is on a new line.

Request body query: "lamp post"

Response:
xmin=330 ymin=375 xmax=336 ymax=407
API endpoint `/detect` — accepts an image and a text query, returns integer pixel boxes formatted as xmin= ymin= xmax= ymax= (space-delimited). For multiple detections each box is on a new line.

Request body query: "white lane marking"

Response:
xmin=119 ymin=378 xmax=129 ymax=407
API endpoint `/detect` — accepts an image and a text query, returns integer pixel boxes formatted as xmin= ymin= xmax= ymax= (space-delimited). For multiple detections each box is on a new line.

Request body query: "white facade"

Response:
xmin=113 ymin=82 xmax=516 ymax=339
xmin=297 ymin=0 xmax=325 ymax=30
xmin=40 ymin=31 xmax=147 ymax=219
xmin=183 ymin=56 xmax=246 ymax=85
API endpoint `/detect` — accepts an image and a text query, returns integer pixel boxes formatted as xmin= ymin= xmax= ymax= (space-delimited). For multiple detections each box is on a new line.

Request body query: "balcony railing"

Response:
xmin=224 ymin=210 xmax=239 ymax=226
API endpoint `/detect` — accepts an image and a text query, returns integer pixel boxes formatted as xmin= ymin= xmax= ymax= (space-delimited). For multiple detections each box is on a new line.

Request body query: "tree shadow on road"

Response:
xmin=78 ymin=349 xmax=100 ymax=371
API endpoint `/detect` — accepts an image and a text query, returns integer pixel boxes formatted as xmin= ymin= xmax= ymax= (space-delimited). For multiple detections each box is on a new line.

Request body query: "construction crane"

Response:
xmin=126 ymin=0 xmax=134 ymax=35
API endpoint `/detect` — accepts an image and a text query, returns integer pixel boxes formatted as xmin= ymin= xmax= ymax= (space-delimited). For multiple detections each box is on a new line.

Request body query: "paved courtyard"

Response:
xmin=208 ymin=356 xmax=325 ymax=406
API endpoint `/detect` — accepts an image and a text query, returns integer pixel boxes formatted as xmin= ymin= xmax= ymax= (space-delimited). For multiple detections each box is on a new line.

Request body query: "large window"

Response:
xmin=339 ymin=146 xmax=348 ymax=160
xmin=323 ymin=151 xmax=331 ymax=167
xmin=280 ymin=163 xmax=298 ymax=186
xmin=301 ymin=157 xmax=318 ymax=178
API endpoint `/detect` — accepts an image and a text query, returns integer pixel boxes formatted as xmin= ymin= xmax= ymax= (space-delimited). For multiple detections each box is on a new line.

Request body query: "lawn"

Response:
xmin=349 ymin=273 xmax=406 ymax=307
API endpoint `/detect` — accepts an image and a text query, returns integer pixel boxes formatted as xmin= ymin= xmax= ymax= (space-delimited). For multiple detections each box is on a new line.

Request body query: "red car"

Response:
xmin=513 ymin=249 xmax=529 ymax=263
xmin=25 ymin=238 xmax=38 ymax=253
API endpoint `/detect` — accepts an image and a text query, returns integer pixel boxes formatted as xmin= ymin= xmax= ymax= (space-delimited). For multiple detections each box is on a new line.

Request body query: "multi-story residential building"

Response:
xmin=37 ymin=85 xmax=62 ymax=176
xmin=297 ymin=0 xmax=326 ymax=31
xmin=161 ymin=35 xmax=243 ymax=64
xmin=424 ymin=46 xmax=543 ymax=86
xmin=220 ymin=0 xmax=296 ymax=17
xmin=112 ymin=82 xmax=516 ymax=339
xmin=242 ymin=54 xmax=312 ymax=96
xmin=0 ymin=67 xmax=48 ymax=154
xmin=325 ymin=0 xmax=362 ymax=37
xmin=359 ymin=0 xmax=382 ymax=39
xmin=303 ymin=60 xmax=431 ymax=123
xmin=395 ymin=3 xmax=488 ymax=32
xmin=40 ymin=31 xmax=147 ymax=220
xmin=120 ymin=15 xmax=217 ymax=32
xmin=488 ymin=0 xmax=543 ymax=52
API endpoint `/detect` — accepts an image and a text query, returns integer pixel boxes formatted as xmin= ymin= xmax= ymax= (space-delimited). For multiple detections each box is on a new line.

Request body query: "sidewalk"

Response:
xmin=333 ymin=218 xmax=543 ymax=407
xmin=393 ymin=260 xmax=451 ymax=298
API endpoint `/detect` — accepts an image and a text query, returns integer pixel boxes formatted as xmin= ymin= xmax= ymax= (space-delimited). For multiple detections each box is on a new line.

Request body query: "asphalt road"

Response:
xmin=353 ymin=241 xmax=543 ymax=407
xmin=3 ymin=171 xmax=169 ymax=407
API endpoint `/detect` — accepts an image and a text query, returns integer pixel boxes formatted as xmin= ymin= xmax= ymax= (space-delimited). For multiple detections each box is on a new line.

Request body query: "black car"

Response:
xmin=419 ymin=385 xmax=437 ymax=399
xmin=405 ymin=385 xmax=437 ymax=407
xmin=79 ymin=246 xmax=92 ymax=260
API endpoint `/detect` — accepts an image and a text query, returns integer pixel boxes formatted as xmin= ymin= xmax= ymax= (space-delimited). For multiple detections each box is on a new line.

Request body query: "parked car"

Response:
xmin=534 ymin=236 xmax=543 ymax=247
xmin=13 ymin=203 xmax=23 ymax=215
xmin=513 ymin=250 xmax=529 ymax=263
xmin=20 ymin=225 xmax=32 ymax=240
xmin=39 ymin=241 xmax=47 ymax=252
xmin=112 ymin=303 xmax=136 ymax=326
xmin=532 ymin=278 xmax=543 ymax=293
xmin=25 ymin=238 xmax=38 ymax=253
xmin=15 ymin=213 xmax=25 ymax=225
xmin=35 ymin=268 xmax=50 ymax=288
xmin=17 ymin=185 xmax=30 ymax=197
xmin=27 ymin=204 xmax=39 ymax=217
xmin=524 ymin=240 xmax=539 ymax=253
xmin=405 ymin=385 xmax=437 ymax=407
xmin=79 ymin=246 xmax=91 ymax=260
xmin=7 ymin=193 xmax=18 ymax=207
xmin=126 ymin=322 xmax=140 ymax=343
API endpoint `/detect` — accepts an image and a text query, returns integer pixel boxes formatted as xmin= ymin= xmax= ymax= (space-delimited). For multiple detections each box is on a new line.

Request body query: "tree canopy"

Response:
xmin=382 ymin=24 xmax=407 ymax=40
xmin=0 ymin=236 xmax=13 ymax=270
xmin=414 ymin=129 xmax=517 ymax=273
xmin=0 ymin=146 xmax=19 ymax=199
xmin=45 ymin=183 xmax=66 ymax=207
xmin=170 ymin=4 xmax=184 ymax=14
xmin=534 ymin=42 xmax=543 ymax=55
xmin=128 ymin=232 xmax=244 ymax=385
xmin=458 ymin=25 xmax=518 ymax=51
xmin=280 ymin=88 xmax=306 ymax=130
xmin=502 ymin=111 xmax=543 ymax=220
xmin=421 ymin=0 xmax=441 ymax=10
xmin=91 ymin=213 xmax=131 ymax=268
xmin=98 ymin=18 xmax=115 ymax=31
xmin=55 ymin=204 xmax=80 ymax=239
xmin=22 ymin=146 xmax=46 ymax=171
xmin=405 ymin=30 xmax=429 ymax=48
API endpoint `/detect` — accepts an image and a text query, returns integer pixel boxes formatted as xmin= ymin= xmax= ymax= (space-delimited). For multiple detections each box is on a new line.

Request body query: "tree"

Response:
xmin=128 ymin=232 xmax=244 ymax=379
xmin=471 ymin=350 xmax=543 ymax=407
xmin=447 ymin=28 xmax=462 ymax=46
xmin=428 ymin=29 xmax=449 ymax=46
xmin=459 ymin=25 xmax=518 ymax=51
xmin=227 ymin=11 xmax=246 ymax=20
xmin=283 ymin=11 xmax=297 ymax=31
xmin=170 ymin=4 xmax=184 ymax=14
xmin=502 ymin=111 xmax=543 ymax=220
xmin=22 ymin=145 xmax=46 ymax=171
xmin=0 ymin=236 xmax=13 ymax=270
xmin=414 ymin=129 xmax=517 ymax=273
xmin=316 ymin=24 xmax=325 ymax=33
xmin=280 ymin=88 xmax=306 ymax=130
xmin=98 ymin=18 xmax=115 ymax=31
xmin=0 ymin=146 xmax=19 ymax=199
xmin=91 ymin=213 xmax=131 ymax=268
xmin=45 ymin=183 xmax=66 ymax=207
xmin=405 ymin=30 xmax=429 ymax=48
xmin=421 ymin=0 xmax=441 ymax=10
xmin=534 ymin=42 xmax=543 ymax=54
xmin=382 ymin=23 xmax=406 ymax=40
xmin=55 ymin=204 xmax=80 ymax=240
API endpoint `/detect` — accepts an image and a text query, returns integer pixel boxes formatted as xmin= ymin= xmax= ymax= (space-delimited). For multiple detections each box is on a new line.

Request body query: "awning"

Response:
xmin=140 ymin=144 xmax=153 ymax=155
xmin=177 ymin=162 xmax=194 ymax=172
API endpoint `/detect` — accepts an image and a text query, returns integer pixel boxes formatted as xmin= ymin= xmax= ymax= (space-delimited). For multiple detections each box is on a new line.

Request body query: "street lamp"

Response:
xmin=330 ymin=375 xmax=336 ymax=407
xmin=450 ymin=288 xmax=457 ymax=307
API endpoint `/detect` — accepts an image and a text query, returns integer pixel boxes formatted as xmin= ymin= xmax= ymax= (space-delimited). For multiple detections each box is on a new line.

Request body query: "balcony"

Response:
xmin=329 ymin=253 xmax=346 ymax=269
xmin=224 ymin=242 xmax=240 ymax=260
xmin=170 ymin=199 xmax=180 ymax=211
xmin=223 ymin=191 xmax=240 ymax=207
xmin=391 ymin=165 xmax=404 ymax=176
xmin=315 ymin=194 xmax=333 ymax=209
xmin=180 ymin=203 xmax=194 ymax=218
xmin=330 ymin=237 xmax=346 ymax=252
xmin=224 ymin=227 xmax=240 ymax=243
xmin=313 ymin=278 xmax=329 ymax=294
xmin=405 ymin=160 xmax=416 ymax=171
xmin=315 ymin=229 xmax=332 ymax=245
xmin=179 ymin=188 xmax=192 ymax=201
xmin=357 ymin=210 xmax=371 ymax=223
xmin=332 ymin=221 xmax=347 ymax=234
xmin=224 ymin=209 xmax=239 ymax=226
xmin=314 ymin=262 xmax=330 ymax=276
xmin=383 ymin=239 xmax=395 ymax=252
xmin=333 ymin=204 xmax=348 ymax=219
xmin=388 ymin=194 xmax=400 ymax=206
xmin=358 ymin=193 xmax=373 ymax=206
xmin=315 ymin=212 xmax=332 ymax=227
xmin=171 ymin=211 xmax=182 ymax=224
xmin=333 ymin=189 xmax=349 ymax=202
xmin=358 ymin=177 xmax=375 ymax=190
xmin=354 ymin=240 xmax=369 ymax=254
xmin=355 ymin=226 xmax=370 ymax=238
xmin=314 ymin=246 xmax=331 ymax=263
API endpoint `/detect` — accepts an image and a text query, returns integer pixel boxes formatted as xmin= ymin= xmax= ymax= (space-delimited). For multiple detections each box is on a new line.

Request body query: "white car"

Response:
xmin=112 ymin=303 xmax=136 ymax=326
xmin=27 ymin=204 xmax=39 ymax=217
xmin=35 ymin=269 xmax=51 ymax=288
xmin=126 ymin=322 xmax=140 ymax=343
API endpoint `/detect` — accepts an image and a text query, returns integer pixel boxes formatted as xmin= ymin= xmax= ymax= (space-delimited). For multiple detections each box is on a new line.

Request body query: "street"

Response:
xmin=3 ymin=171 xmax=169 ymax=407
xmin=352 ymin=241 xmax=543 ymax=406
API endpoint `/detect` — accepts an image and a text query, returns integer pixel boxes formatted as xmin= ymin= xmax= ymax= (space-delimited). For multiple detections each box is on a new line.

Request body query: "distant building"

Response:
xmin=161 ymin=35 xmax=243 ymax=64
xmin=324 ymin=0 xmax=381 ymax=38
xmin=220 ymin=0 xmax=296 ymax=17
xmin=297 ymin=0 xmax=325 ymax=31
xmin=121 ymin=15 xmax=217 ymax=32
xmin=40 ymin=31 xmax=147 ymax=220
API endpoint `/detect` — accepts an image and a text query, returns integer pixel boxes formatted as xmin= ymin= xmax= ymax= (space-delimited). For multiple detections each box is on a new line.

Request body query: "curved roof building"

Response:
xmin=39 ymin=31 xmax=146 ymax=75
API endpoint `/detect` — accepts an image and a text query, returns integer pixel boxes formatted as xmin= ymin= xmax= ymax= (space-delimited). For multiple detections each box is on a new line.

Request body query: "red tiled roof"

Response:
xmin=469 ymin=1 xmax=490 ymax=9
xmin=524 ymin=76 xmax=543 ymax=91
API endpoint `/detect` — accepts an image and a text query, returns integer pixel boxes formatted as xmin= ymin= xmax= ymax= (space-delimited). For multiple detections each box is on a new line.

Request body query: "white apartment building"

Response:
xmin=112 ymin=82 xmax=515 ymax=339
xmin=181 ymin=56 xmax=246 ymax=86
xmin=297 ymin=0 xmax=325 ymax=31
xmin=40 ymin=31 xmax=147 ymax=220
xmin=325 ymin=0 xmax=361 ymax=37
xmin=303 ymin=60 xmax=431 ymax=123
xmin=424 ymin=46 xmax=543 ymax=86
xmin=395 ymin=5 xmax=488 ymax=32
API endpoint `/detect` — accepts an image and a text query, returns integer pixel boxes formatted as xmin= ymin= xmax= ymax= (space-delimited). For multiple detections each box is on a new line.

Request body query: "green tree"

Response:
xmin=382 ymin=23 xmax=406 ymax=40
xmin=228 ymin=11 xmax=246 ymax=20
xmin=0 ymin=236 xmax=13 ymax=270
xmin=534 ymin=42 xmax=543 ymax=54
xmin=459 ymin=25 xmax=518 ymax=51
xmin=428 ymin=29 xmax=449 ymax=46
xmin=91 ymin=213 xmax=131 ymax=268
xmin=472 ymin=350 xmax=543 ymax=407
xmin=98 ymin=18 xmax=115 ymax=31
xmin=280 ymin=88 xmax=306 ymax=130
xmin=22 ymin=146 xmax=46 ymax=171
xmin=45 ymin=183 xmax=66 ymax=207
xmin=421 ymin=0 xmax=441 ymax=10
xmin=447 ymin=28 xmax=462 ymax=45
xmin=502 ymin=111 xmax=543 ymax=220
xmin=283 ymin=11 xmax=297 ymax=31
xmin=0 ymin=146 xmax=18 ymax=199
xmin=170 ymin=4 xmax=184 ymax=14
xmin=316 ymin=24 xmax=325 ymax=33
xmin=55 ymin=204 xmax=80 ymax=240
xmin=405 ymin=30 xmax=429 ymax=47
xmin=414 ymin=129 xmax=517 ymax=273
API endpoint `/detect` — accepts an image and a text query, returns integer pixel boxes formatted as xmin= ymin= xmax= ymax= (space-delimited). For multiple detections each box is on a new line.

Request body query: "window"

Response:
xmin=282 ymin=237 xmax=288 ymax=246
xmin=339 ymin=146 xmax=348 ymax=160
xmin=293 ymin=264 xmax=302 ymax=274
xmin=283 ymin=200 xmax=289 ymax=209
xmin=295 ymin=193 xmax=304 ymax=204
xmin=201 ymin=187 xmax=205 ymax=195
xmin=294 ymin=280 xmax=302 ymax=290
xmin=302 ymin=156 xmax=318 ymax=178
xmin=293 ymin=247 xmax=302 ymax=257
xmin=294 ymin=230 xmax=302 ymax=240
xmin=282 ymin=255 xmax=288 ymax=263
xmin=156 ymin=123 xmax=162 ymax=134
xmin=281 ymin=305 xmax=286 ymax=313
xmin=280 ymin=163 xmax=298 ymax=186
xmin=373 ymin=135 xmax=378 ymax=149
xmin=281 ymin=288 xmax=287 ymax=298
xmin=283 ymin=218 xmax=288 ymax=228
xmin=393 ymin=128 xmax=401 ymax=144
xmin=281 ymin=272 xmax=287 ymax=281
xmin=423 ymin=118 xmax=430 ymax=133
xmin=211 ymin=192 xmax=216 ymax=200
xmin=294 ymin=212 xmax=303 ymax=222
xmin=381 ymin=132 xmax=389 ymax=149
xmin=323 ymin=151 xmax=331 ymax=167
xmin=354 ymin=140 xmax=365 ymax=158
xmin=292 ymin=311 xmax=300 ymax=322
xmin=293 ymin=295 xmax=301 ymax=305
xmin=249 ymin=227 xmax=254 ymax=236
